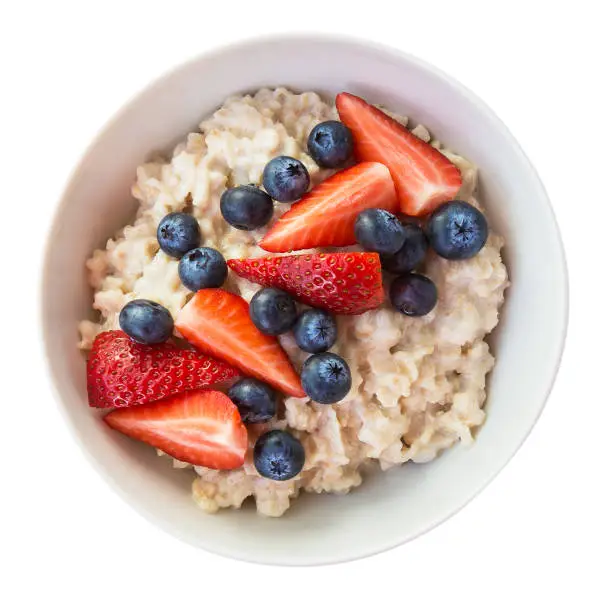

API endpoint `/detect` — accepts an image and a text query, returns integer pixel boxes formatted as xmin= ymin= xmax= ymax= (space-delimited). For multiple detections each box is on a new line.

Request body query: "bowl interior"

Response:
xmin=42 ymin=36 xmax=567 ymax=565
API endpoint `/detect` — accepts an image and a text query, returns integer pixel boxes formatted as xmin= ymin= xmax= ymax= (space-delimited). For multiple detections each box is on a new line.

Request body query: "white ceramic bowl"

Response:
xmin=41 ymin=35 xmax=568 ymax=566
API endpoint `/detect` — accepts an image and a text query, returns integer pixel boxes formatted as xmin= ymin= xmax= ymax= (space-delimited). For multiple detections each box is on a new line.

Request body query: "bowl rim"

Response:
xmin=39 ymin=32 xmax=569 ymax=566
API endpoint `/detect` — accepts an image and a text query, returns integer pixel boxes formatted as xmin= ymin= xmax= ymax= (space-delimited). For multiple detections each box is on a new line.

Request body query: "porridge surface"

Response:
xmin=80 ymin=88 xmax=509 ymax=517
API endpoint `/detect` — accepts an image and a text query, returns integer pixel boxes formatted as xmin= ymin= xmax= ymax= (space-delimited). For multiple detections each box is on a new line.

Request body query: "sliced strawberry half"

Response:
xmin=104 ymin=390 xmax=248 ymax=469
xmin=87 ymin=330 xmax=240 ymax=409
xmin=175 ymin=289 xmax=305 ymax=398
xmin=336 ymin=92 xmax=462 ymax=217
xmin=228 ymin=252 xmax=384 ymax=316
xmin=259 ymin=162 xmax=397 ymax=253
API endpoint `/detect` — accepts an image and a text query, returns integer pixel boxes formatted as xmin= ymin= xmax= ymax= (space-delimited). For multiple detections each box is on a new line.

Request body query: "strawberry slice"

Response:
xmin=175 ymin=289 xmax=305 ymax=398
xmin=87 ymin=330 xmax=240 ymax=409
xmin=104 ymin=390 xmax=248 ymax=469
xmin=228 ymin=252 xmax=384 ymax=316
xmin=336 ymin=92 xmax=462 ymax=217
xmin=259 ymin=162 xmax=397 ymax=253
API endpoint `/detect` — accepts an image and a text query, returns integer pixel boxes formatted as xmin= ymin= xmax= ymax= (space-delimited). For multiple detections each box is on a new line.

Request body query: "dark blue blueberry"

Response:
xmin=426 ymin=200 xmax=488 ymax=260
xmin=354 ymin=208 xmax=406 ymax=255
xmin=380 ymin=223 xmax=428 ymax=273
xmin=262 ymin=156 xmax=310 ymax=202
xmin=253 ymin=430 xmax=305 ymax=481
xmin=307 ymin=120 xmax=354 ymax=168
xmin=390 ymin=273 xmax=437 ymax=317
xmin=157 ymin=212 xmax=201 ymax=258
xmin=228 ymin=378 xmax=277 ymax=424
xmin=220 ymin=185 xmax=274 ymax=230
xmin=301 ymin=352 xmax=351 ymax=404
xmin=294 ymin=310 xmax=337 ymax=354
xmin=178 ymin=247 xmax=227 ymax=291
xmin=119 ymin=299 xmax=174 ymax=344
xmin=249 ymin=288 xmax=298 ymax=335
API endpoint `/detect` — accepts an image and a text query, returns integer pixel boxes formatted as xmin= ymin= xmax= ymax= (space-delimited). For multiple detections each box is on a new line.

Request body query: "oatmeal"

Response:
xmin=81 ymin=88 xmax=508 ymax=517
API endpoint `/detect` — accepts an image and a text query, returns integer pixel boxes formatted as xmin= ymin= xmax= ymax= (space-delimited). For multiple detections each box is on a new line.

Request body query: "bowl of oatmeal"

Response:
xmin=41 ymin=35 xmax=567 ymax=565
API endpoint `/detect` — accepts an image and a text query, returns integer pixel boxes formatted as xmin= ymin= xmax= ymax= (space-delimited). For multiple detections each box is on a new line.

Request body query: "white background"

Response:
xmin=1 ymin=1 xmax=605 ymax=610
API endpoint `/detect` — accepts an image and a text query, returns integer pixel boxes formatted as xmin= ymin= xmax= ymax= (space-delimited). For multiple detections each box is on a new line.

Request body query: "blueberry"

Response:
xmin=307 ymin=120 xmax=354 ymax=168
xmin=119 ymin=299 xmax=174 ymax=344
xmin=426 ymin=200 xmax=489 ymax=260
xmin=249 ymin=288 xmax=298 ymax=335
xmin=262 ymin=156 xmax=310 ymax=202
xmin=228 ymin=378 xmax=277 ymax=424
xmin=254 ymin=430 xmax=305 ymax=481
xmin=220 ymin=185 xmax=274 ymax=230
xmin=157 ymin=212 xmax=201 ymax=258
xmin=390 ymin=273 xmax=437 ymax=317
xmin=301 ymin=352 xmax=351 ymax=404
xmin=354 ymin=208 xmax=406 ymax=255
xmin=294 ymin=310 xmax=337 ymax=353
xmin=380 ymin=223 xmax=428 ymax=273
xmin=178 ymin=247 xmax=227 ymax=291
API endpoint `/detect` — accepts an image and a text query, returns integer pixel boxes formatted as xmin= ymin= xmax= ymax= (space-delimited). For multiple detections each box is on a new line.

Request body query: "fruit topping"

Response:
xmin=86 ymin=331 xmax=240 ymax=409
xmin=426 ymin=200 xmax=488 ymax=260
xmin=249 ymin=288 xmax=298 ymax=336
xmin=380 ymin=223 xmax=428 ymax=273
xmin=104 ymin=390 xmax=247 ymax=470
xmin=354 ymin=208 xmax=406 ymax=255
xmin=220 ymin=185 xmax=274 ymax=230
xmin=259 ymin=162 xmax=397 ymax=253
xmin=336 ymin=92 xmax=462 ymax=216
xmin=119 ymin=299 xmax=174 ymax=345
xmin=293 ymin=309 xmax=337 ymax=354
xmin=307 ymin=120 xmax=353 ymax=168
xmin=175 ymin=289 xmax=305 ymax=397
xmin=178 ymin=247 xmax=228 ymax=291
xmin=157 ymin=212 xmax=201 ymax=258
xmin=228 ymin=252 xmax=384 ymax=316
xmin=262 ymin=156 xmax=310 ymax=202
xmin=389 ymin=273 xmax=437 ymax=316
xmin=301 ymin=352 xmax=352 ymax=404
xmin=227 ymin=378 xmax=277 ymax=424
xmin=253 ymin=430 xmax=305 ymax=481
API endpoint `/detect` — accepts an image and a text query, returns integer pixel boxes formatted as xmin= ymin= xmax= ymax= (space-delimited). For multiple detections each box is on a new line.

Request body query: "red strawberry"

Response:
xmin=228 ymin=252 xmax=384 ymax=316
xmin=104 ymin=390 xmax=248 ymax=469
xmin=336 ymin=92 xmax=462 ymax=217
xmin=87 ymin=330 xmax=240 ymax=409
xmin=175 ymin=289 xmax=305 ymax=398
xmin=259 ymin=162 xmax=397 ymax=253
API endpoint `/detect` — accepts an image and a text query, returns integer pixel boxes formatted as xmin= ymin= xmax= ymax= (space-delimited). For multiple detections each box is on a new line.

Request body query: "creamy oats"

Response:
xmin=80 ymin=88 xmax=509 ymax=517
